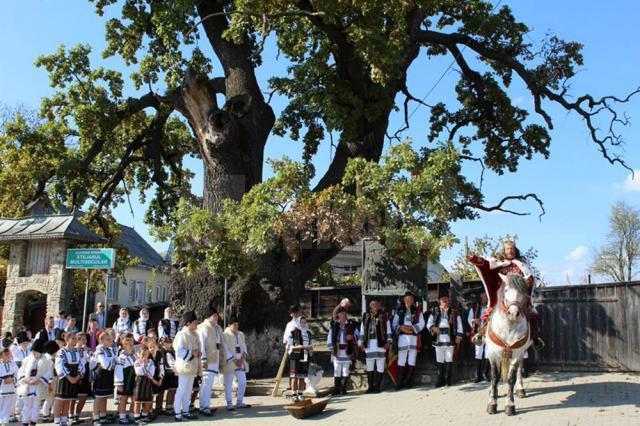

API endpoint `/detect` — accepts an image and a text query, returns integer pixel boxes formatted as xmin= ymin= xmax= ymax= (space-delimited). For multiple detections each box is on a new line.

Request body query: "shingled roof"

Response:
xmin=0 ymin=214 xmax=105 ymax=243
xmin=115 ymin=225 xmax=165 ymax=268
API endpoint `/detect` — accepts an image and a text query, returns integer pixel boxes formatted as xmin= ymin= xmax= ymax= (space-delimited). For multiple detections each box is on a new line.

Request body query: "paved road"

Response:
xmin=102 ymin=372 xmax=638 ymax=425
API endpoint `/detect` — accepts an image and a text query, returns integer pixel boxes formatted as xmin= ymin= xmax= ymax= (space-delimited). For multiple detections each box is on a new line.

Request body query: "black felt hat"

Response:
xmin=31 ymin=339 xmax=45 ymax=354
xmin=289 ymin=304 xmax=301 ymax=314
xmin=182 ymin=310 xmax=197 ymax=325
xmin=228 ymin=314 xmax=240 ymax=324
xmin=44 ymin=340 xmax=59 ymax=355
xmin=204 ymin=305 xmax=218 ymax=318
xmin=16 ymin=332 xmax=29 ymax=344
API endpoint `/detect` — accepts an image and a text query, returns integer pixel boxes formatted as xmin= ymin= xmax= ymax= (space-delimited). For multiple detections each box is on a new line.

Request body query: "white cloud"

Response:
xmin=565 ymin=246 xmax=589 ymax=261
xmin=621 ymin=170 xmax=640 ymax=192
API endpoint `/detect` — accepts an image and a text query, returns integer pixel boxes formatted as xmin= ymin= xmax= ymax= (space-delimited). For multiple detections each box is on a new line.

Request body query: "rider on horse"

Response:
xmin=467 ymin=240 xmax=544 ymax=350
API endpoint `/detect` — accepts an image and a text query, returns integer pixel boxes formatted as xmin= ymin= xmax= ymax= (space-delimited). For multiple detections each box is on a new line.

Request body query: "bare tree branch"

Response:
xmin=461 ymin=193 xmax=546 ymax=221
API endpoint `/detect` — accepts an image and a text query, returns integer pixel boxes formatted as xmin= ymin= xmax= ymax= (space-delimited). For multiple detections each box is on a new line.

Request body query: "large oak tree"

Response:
xmin=1 ymin=1 xmax=637 ymax=350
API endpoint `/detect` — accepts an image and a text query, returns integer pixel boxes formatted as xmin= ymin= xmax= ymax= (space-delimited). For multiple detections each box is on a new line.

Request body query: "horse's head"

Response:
xmin=498 ymin=273 xmax=528 ymax=322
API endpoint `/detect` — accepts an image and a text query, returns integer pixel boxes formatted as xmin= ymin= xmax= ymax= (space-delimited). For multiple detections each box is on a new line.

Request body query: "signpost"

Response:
xmin=66 ymin=248 xmax=116 ymax=331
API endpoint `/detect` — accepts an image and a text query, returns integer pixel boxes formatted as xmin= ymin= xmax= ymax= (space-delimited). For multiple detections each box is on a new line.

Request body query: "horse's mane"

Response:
xmin=497 ymin=274 xmax=528 ymax=303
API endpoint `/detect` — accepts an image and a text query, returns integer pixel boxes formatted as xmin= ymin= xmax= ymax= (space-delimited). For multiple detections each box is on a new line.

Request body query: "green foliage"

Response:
xmin=162 ymin=141 xmax=479 ymax=277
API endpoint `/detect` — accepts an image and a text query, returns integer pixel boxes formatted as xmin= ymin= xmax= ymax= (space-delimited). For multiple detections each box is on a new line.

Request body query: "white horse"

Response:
xmin=485 ymin=273 xmax=532 ymax=416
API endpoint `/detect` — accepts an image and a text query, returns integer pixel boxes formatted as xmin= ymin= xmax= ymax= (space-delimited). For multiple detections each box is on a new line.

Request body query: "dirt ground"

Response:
xmin=96 ymin=372 xmax=638 ymax=425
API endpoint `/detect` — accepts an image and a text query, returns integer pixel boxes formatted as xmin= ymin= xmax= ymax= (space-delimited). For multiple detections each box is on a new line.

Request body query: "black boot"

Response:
xmin=483 ymin=359 xmax=491 ymax=382
xmin=435 ymin=363 xmax=445 ymax=388
xmin=332 ymin=377 xmax=341 ymax=396
xmin=405 ymin=366 xmax=414 ymax=389
xmin=445 ymin=362 xmax=453 ymax=386
xmin=374 ymin=371 xmax=384 ymax=393
xmin=366 ymin=371 xmax=375 ymax=394
xmin=522 ymin=358 xmax=530 ymax=378
xmin=340 ymin=376 xmax=348 ymax=395
xmin=395 ymin=366 xmax=405 ymax=390
xmin=475 ymin=359 xmax=483 ymax=383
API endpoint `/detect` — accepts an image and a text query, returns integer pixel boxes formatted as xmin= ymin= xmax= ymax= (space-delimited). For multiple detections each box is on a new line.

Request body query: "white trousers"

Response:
xmin=20 ymin=396 xmax=40 ymax=424
xmin=365 ymin=358 xmax=385 ymax=373
xmin=0 ymin=394 xmax=15 ymax=424
xmin=435 ymin=345 xmax=454 ymax=363
xmin=223 ymin=369 xmax=247 ymax=406
xmin=15 ymin=397 xmax=22 ymax=415
xmin=474 ymin=342 xmax=487 ymax=360
xmin=174 ymin=375 xmax=195 ymax=416
xmin=397 ymin=350 xmax=417 ymax=367
xmin=332 ymin=360 xmax=350 ymax=377
xmin=41 ymin=394 xmax=54 ymax=416
xmin=199 ymin=369 xmax=218 ymax=410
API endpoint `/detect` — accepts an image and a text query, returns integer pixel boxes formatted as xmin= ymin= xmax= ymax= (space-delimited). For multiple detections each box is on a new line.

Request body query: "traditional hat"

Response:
xmin=55 ymin=329 xmax=66 ymax=342
xmin=204 ymin=305 xmax=218 ymax=318
xmin=16 ymin=332 xmax=29 ymax=344
xmin=288 ymin=304 xmax=301 ymax=314
xmin=228 ymin=314 xmax=240 ymax=324
xmin=182 ymin=310 xmax=197 ymax=325
xmin=1 ymin=338 xmax=11 ymax=349
xmin=31 ymin=339 xmax=45 ymax=354
xmin=44 ymin=341 xmax=59 ymax=355
xmin=403 ymin=290 xmax=415 ymax=298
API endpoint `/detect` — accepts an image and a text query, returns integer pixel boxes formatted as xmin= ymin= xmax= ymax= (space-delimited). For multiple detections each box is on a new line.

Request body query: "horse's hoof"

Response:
xmin=516 ymin=389 xmax=527 ymax=399
xmin=505 ymin=405 xmax=517 ymax=416
xmin=487 ymin=404 xmax=497 ymax=415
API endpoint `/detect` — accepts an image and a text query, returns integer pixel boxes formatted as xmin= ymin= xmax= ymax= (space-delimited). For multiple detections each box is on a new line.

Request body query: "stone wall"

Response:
xmin=3 ymin=239 xmax=71 ymax=334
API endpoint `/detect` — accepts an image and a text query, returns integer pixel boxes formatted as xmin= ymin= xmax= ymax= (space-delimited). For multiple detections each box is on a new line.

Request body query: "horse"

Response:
xmin=485 ymin=273 xmax=532 ymax=416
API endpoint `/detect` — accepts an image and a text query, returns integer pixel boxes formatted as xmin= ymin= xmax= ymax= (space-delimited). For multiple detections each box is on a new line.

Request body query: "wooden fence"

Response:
xmin=534 ymin=281 xmax=640 ymax=371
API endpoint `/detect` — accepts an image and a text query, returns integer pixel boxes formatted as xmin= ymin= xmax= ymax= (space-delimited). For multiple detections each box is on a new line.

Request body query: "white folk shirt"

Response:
xmin=112 ymin=319 xmax=132 ymax=342
xmin=0 ymin=361 xmax=18 ymax=395
xmin=392 ymin=309 xmax=425 ymax=352
xmin=55 ymin=348 xmax=85 ymax=379
xmin=114 ymin=350 xmax=135 ymax=386
xmin=327 ymin=323 xmax=357 ymax=363
xmin=467 ymin=306 xmax=488 ymax=329
xmin=133 ymin=319 xmax=150 ymax=342
xmin=427 ymin=309 xmax=463 ymax=346
xmin=94 ymin=345 xmax=116 ymax=371
xmin=133 ymin=359 xmax=155 ymax=379
xmin=282 ymin=319 xmax=297 ymax=346
xmin=17 ymin=354 xmax=52 ymax=397
xmin=358 ymin=315 xmax=393 ymax=358
xmin=11 ymin=345 xmax=31 ymax=367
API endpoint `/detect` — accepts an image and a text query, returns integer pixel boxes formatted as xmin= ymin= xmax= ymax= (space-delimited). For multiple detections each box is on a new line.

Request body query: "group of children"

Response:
xmin=0 ymin=305 xmax=251 ymax=426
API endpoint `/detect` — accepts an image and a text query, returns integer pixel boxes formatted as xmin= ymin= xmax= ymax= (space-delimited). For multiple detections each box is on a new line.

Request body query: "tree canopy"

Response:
xmin=0 ymin=0 xmax=637 ymax=295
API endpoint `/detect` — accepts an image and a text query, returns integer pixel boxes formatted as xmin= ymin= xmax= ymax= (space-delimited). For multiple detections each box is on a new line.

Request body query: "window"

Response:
xmin=107 ymin=276 xmax=119 ymax=301
xmin=129 ymin=280 xmax=136 ymax=302
xmin=162 ymin=286 xmax=167 ymax=301
xmin=135 ymin=281 xmax=146 ymax=305
xmin=155 ymin=286 xmax=160 ymax=303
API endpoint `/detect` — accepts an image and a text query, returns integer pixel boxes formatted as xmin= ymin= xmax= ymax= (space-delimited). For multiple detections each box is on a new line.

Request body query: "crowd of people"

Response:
xmin=0 ymin=305 xmax=250 ymax=426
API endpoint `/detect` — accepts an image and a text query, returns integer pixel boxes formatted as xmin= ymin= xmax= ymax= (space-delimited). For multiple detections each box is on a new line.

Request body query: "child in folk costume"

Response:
xmin=327 ymin=307 xmax=357 ymax=396
xmin=391 ymin=291 xmax=426 ymax=390
xmin=70 ymin=333 xmax=92 ymax=425
xmin=0 ymin=348 xmax=18 ymax=426
xmin=143 ymin=337 xmax=163 ymax=421
xmin=132 ymin=346 xmax=159 ymax=425
xmin=40 ymin=341 xmax=61 ymax=423
xmin=172 ymin=311 xmax=200 ymax=422
xmin=221 ymin=316 xmax=251 ymax=411
xmin=158 ymin=338 xmax=177 ymax=416
xmin=12 ymin=332 xmax=31 ymax=423
xmin=427 ymin=295 xmax=464 ymax=388
xmin=112 ymin=310 xmax=133 ymax=344
xmin=359 ymin=297 xmax=393 ymax=394
xmin=92 ymin=331 xmax=116 ymax=426
xmin=196 ymin=306 xmax=223 ymax=417
xmin=287 ymin=316 xmax=313 ymax=401
xmin=54 ymin=332 xmax=84 ymax=426
xmin=17 ymin=339 xmax=52 ymax=426
xmin=115 ymin=334 xmax=136 ymax=425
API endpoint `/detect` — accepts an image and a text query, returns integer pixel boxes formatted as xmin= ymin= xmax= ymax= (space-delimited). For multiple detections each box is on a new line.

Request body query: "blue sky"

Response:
xmin=1 ymin=1 xmax=639 ymax=285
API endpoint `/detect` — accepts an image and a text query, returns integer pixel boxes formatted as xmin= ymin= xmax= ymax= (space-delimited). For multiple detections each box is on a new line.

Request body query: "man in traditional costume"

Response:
xmin=327 ymin=307 xmax=357 ymax=395
xmin=427 ymin=294 xmax=463 ymax=387
xmin=391 ymin=291 xmax=425 ymax=390
xmin=359 ymin=297 xmax=392 ymax=394
xmin=221 ymin=316 xmax=250 ymax=411
xmin=468 ymin=292 xmax=490 ymax=382
xmin=467 ymin=240 xmax=544 ymax=350
xmin=196 ymin=306 xmax=223 ymax=417
xmin=172 ymin=311 xmax=200 ymax=422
